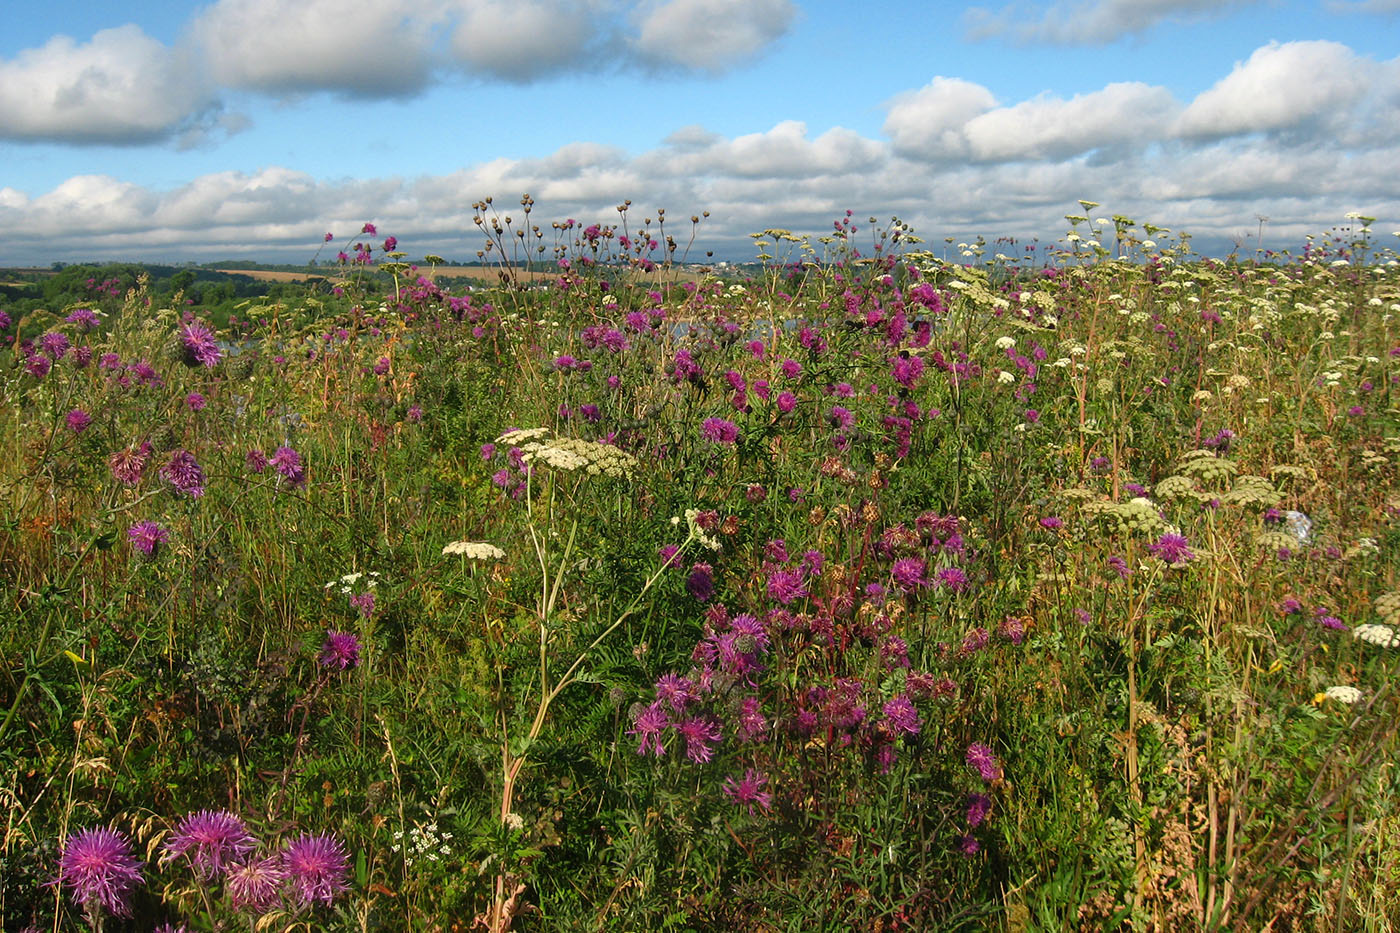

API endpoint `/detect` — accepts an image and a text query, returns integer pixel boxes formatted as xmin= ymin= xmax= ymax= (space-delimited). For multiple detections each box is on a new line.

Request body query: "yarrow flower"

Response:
xmin=1354 ymin=623 xmax=1399 ymax=648
xmin=318 ymin=631 xmax=362 ymax=670
xmin=1323 ymin=685 xmax=1362 ymax=704
xmin=281 ymin=832 xmax=350 ymax=907
xmin=442 ymin=540 xmax=505 ymax=559
xmin=55 ymin=826 xmax=144 ymax=918
xmin=128 ymin=520 xmax=169 ymax=557
xmin=162 ymin=810 xmax=257 ymax=879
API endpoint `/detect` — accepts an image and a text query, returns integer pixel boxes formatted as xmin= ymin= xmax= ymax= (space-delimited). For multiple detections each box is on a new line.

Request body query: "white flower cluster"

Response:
xmin=391 ymin=822 xmax=453 ymax=867
xmin=994 ymin=336 xmax=1016 ymax=350
xmin=681 ymin=509 xmax=722 ymax=551
xmin=323 ymin=571 xmax=380 ymax=595
xmin=443 ymin=540 xmax=506 ymax=560
xmin=1354 ymin=623 xmax=1399 ymax=648
xmin=1324 ymin=685 xmax=1363 ymax=705
xmin=499 ymin=428 xmax=638 ymax=479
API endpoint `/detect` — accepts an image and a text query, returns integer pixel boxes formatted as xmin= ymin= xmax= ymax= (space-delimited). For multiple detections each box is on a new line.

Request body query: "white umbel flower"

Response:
xmin=443 ymin=541 xmax=506 ymax=560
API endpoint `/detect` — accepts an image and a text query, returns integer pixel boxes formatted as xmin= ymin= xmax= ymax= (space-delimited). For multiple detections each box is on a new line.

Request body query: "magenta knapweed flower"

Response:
xmin=654 ymin=674 xmax=696 ymax=714
xmin=55 ymin=826 xmax=144 ymax=918
xmin=66 ymin=409 xmax=92 ymax=433
xmin=383 ymin=236 xmax=397 ymax=252
xmin=245 ymin=449 xmax=269 ymax=473
xmin=629 ymin=702 xmax=669 ymax=757
xmin=66 ymin=308 xmax=101 ymax=331
xmin=163 ymin=810 xmax=257 ymax=879
xmin=766 ymin=568 xmax=807 ymax=605
xmin=161 ymin=450 xmax=206 ymax=498
xmin=722 ymin=769 xmax=773 ymax=814
xmin=39 ymin=331 xmax=70 ymax=359
xmin=776 ymin=391 xmax=797 ymax=413
xmin=180 ymin=320 xmax=223 ymax=368
xmin=686 ymin=563 xmax=715 ymax=602
xmin=185 ymin=392 xmax=207 ymax=411
xmin=128 ymin=520 xmax=169 ymax=557
xmin=270 ymin=446 xmax=305 ymax=488
xmin=966 ymin=742 xmax=1001 ymax=782
xmin=1148 ymin=532 xmax=1194 ymax=566
xmin=701 ymin=417 xmax=739 ymax=445
xmin=281 ymin=832 xmax=350 ymax=907
xmin=676 ymin=715 xmax=722 ymax=763
xmin=891 ymin=557 xmax=927 ymax=592
xmin=318 ymin=631 xmax=361 ymax=670
xmin=883 ymin=695 xmax=921 ymax=736
xmin=966 ymin=793 xmax=991 ymax=828
xmin=361 ymin=222 xmax=377 ymax=235
xmin=225 ymin=854 xmax=285 ymax=912
xmin=109 ymin=443 xmax=152 ymax=487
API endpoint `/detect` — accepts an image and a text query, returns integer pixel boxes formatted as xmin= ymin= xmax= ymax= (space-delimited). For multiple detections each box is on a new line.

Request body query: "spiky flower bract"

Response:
xmin=281 ymin=832 xmax=350 ymax=906
xmin=55 ymin=826 xmax=144 ymax=918
xmin=162 ymin=810 xmax=257 ymax=879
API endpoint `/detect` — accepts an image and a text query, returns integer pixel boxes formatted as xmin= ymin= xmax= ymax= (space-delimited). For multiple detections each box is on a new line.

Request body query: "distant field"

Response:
xmin=216 ymin=265 xmax=709 ymax=285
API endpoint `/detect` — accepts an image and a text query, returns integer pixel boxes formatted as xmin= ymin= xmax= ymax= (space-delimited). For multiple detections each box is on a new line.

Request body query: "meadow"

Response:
xmin=1 ymin=204 xmax=1397 ymax=931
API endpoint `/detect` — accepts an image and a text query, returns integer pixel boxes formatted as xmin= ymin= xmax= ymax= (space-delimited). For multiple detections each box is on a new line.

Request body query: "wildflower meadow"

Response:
xmin=2 ymin=204 xmax=1398 ymax=931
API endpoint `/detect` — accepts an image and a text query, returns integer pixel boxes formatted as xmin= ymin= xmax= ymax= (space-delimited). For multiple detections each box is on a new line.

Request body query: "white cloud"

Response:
xmin=963 ymin=83 xmax=1179 ymax=161
xmin=647 ymin=121 xmax=885 ymax=179
xmin=1176 ymin=41 xmax=1375 ymax=139
xmin=883 ymin=77 xmax=999 ymax=159
xmin=447 ymin=0 xmax=604 ymax=81
xmin=0 ymin=26 xmax=217 ymax=144
xmin=189 ymin=0 xmax=438 ymax=96
xmin=963 ymin=0 xmax=1246 ymax=44
xmin=632 ymin=0 xmax=798 ymax=72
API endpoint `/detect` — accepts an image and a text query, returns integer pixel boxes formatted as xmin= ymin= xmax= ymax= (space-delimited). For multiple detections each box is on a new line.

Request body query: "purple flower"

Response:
xmin=180 ymin=320 xmax=223 ymax=368
xmin=281 ymin=832 xmax=350 ymax=907
xmin=1148 ymin=532 xmax=1194 ymax=566
xmin=654 ymin=674 xmax=696 ymax=714
xmin=225 ymin=854 xmax=285 ymax=912
xmin=827 ymin=405 xmax=854 ymax=431
xmin=766 ymin=568 xmax=808 ymax=605
xmin=383 ymin=236 xmax=398 ymax=252
xmin=163 ymin=810 xmax=257 ymax=879
xmin=891 ymin=557 xmax=927 ymax=592
xmin=270 ymin=446 xmax=305 ymax=488
xmin=39 ymin=331 xmax=70 ymax=360
xmin=318 ymin=631 xmax=362 ymax=670
xmin=883 ymin=695 xmax=921 ymax=736
xmin=245 ymin=449 xmax=269 ymax=473
xmin=25 ymin=354 xmax=51 ymax=378
xmin=966 ymin=742 xmax=1001 ymax=782
xmin=676 ymin=715 xmax=722 ymax=763
xmin=1107 ymin=555 xmax=1131 ymax=579
xmin=776 ymin=391 xmax=797 ymax=414
xmin=55 ymin=826 xmax=144 ymax=918
xmin=958 ymin=834 xmax=980 ymax=856
xmin=109 ymin=443 xmax=152 ymax=487
xmin=66 ymin=308 xmax=101 ymax=331
xmin=161 ymin=450 xmax=206 ymax=498
xmin=966 ymin=793 xmax=991 ymax=828
xmin=722 ymin=769 xmax=773 ymax=814
xmin=185 ymin=392 xmax=207 ymax=411
xmin=935 ymin=567 xmax=970 ymax=592
xmin=686 ymin=563 xmax=715 ymax=602
xmin=361 ymin=222 xmax=377 ymax=235
xmin=128 ymin=520 xmax=169 ymax=557
xmin=701 ymin=417 xmax=739 ymax=445
xmin=736 ymin=695 xmax=768 ymax=741
xmin=66 ymin=409 xmax=92 ymax=433
xmin=1039 ymin=516 xmax=1063 ymax=530
xmin=629 ymin=702 xmax=669 ymax=757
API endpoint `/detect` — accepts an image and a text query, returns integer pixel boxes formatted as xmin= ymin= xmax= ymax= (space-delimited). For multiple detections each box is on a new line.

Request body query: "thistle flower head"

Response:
xmin=162 ymin=810 xmax=257 ymax=879
xmin=281 ymin=832 xmax=350 ymax=907
xmin=55 ymin=826 xmax=144 ymax=918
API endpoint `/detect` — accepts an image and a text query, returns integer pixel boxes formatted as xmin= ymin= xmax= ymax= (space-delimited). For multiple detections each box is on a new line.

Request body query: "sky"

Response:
xmin=1 ymin=0 xmax=1398 ymax=265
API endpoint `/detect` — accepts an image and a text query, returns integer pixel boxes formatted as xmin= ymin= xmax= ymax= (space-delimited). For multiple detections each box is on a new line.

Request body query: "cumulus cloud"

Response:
xmin=189 ymin=0 xmax=438 ymax=97
xmin=447 ymin=0 xmax=605 ymax=81
xmin=1176 ymin=41 xmax=1376 ymax=139
xmin=0 ymin=26 xmax=218 ymax=144
xmin=632 ymin=0 xmax=798 ymax=72
xmin=964 ymin=0 xmax=1246 ymax=45
xmin=883 ymin=77 xmax=999 ymax=159
xmin=4 ymin=39 xmax=1399 ymax=263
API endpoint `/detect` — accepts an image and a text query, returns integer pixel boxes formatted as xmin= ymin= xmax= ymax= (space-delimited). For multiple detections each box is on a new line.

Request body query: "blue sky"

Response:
xmin=2 ymin=0 xmax=1398 ymax=264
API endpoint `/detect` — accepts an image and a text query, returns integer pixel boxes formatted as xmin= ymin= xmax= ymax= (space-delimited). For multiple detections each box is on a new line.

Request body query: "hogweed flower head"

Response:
xmin=442 ymin=540 xmax=505 ymax=559
xmin=55 ymin=826 xmax=144 ymax=918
